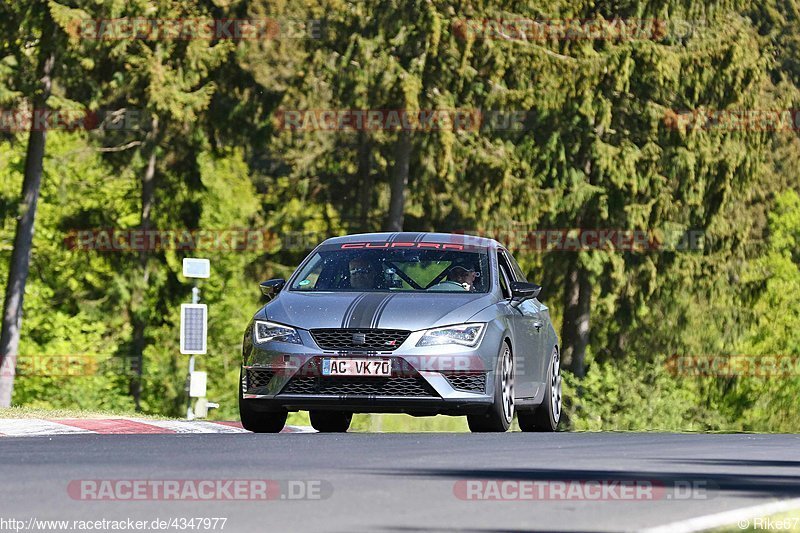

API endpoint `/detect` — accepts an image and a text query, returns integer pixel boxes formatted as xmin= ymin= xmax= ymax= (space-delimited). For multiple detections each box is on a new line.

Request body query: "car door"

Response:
xmin=499 ymin=249 xmax=547 ymax=398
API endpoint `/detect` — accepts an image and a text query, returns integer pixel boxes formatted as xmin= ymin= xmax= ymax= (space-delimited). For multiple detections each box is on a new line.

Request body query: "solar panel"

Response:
xmin=180 ymin=304 xmax=207 ymax=354
xmin=182 ymin=258 xmax=210 ymax=278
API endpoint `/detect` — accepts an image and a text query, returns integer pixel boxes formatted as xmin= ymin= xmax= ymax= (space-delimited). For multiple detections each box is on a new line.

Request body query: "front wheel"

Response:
xmin=309 ymin=411 xmax=352 ymax=433
xmin=239 ymin=400 xmax=288 ymax=433
xmin=518 ymin=347 xmax=561 ymax=432
xmin=239 ymin=370 xmax=288 ymax=433
xmin=468 ymin=342 xmax=514 ymax=432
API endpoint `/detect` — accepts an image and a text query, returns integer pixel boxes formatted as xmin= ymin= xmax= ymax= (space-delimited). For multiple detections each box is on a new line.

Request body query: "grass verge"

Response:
xmin=0 ymin=406 xmax=173 ymax=420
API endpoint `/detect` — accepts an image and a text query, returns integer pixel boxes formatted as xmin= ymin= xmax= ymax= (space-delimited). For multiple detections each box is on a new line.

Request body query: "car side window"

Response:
xmin=507 ymin=252 xmax=527 ymax=282
xmin=497 ymin=252 xmax=513 ymax=299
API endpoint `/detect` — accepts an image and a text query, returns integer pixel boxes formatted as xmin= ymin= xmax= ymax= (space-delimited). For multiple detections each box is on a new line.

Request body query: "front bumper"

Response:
xmin=241 ymin=328 xmax=499 ymax=415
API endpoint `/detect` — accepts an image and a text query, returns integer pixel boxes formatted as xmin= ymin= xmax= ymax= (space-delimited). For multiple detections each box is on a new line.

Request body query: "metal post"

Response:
xmin=186 ymin=284 xmax=200 ymax=420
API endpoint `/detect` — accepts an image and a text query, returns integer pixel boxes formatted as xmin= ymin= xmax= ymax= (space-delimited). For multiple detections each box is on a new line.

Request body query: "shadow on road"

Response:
xmin=659 ymin=458 xmax=800 ymax=468
xmin=369 ymin=466 xmax=800 ymax=498
xmin=368 ymin=526 xmax=589 ymax=533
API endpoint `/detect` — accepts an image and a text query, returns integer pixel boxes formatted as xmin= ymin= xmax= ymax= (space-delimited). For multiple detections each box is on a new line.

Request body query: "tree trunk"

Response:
xmin=129 ymin=116 xmax=159 ymax=411
xmin=561 ymin=155 xmax=595 ymax=377
xmin=0 ymin=43 xmax=56 ymax=408
xmin=357 ymin=132 xmax=373 ymax=232
xmin=385 ymin=130 xmax=411 ymax=231
xmin=560 ymin=256 xmax=591 ymax=378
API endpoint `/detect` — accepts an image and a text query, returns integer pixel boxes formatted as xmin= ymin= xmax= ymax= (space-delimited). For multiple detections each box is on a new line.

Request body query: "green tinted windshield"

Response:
xmin=290 ymin=247 xmax=490 ymax=293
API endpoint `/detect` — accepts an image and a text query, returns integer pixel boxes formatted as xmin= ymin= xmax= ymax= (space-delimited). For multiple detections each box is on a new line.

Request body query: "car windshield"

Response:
xmin=289 ymin=245 xmax=491 ymax=293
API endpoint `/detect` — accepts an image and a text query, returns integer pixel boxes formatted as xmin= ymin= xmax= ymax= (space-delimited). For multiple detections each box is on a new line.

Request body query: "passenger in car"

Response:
xmin=430 ymin=265 xmax=477 ymax=291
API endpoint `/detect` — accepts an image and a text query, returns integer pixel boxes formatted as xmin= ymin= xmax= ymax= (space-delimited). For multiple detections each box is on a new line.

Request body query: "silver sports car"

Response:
xmin=239 ymin=232 xmax=561 ymax=433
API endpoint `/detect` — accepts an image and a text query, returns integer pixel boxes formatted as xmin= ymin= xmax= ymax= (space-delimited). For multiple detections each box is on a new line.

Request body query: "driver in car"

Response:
xmin=348 ymin=257 xmax=378 ymax=289
xmin=430 ymin=265 xmax=478 ymax=291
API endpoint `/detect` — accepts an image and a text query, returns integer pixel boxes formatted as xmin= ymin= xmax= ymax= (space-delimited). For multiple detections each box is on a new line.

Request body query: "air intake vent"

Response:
xmin=442 ymin=372 xmax=487 ymax=393
xmin=245 ymin=368 xmax=275 ymax=392
xmin=280 ymin=376 xmax=436 ymax=397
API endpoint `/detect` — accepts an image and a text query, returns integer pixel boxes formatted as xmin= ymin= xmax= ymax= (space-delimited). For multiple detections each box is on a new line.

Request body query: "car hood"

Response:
xmin=258 ymin=291 xmax=495 ymax=331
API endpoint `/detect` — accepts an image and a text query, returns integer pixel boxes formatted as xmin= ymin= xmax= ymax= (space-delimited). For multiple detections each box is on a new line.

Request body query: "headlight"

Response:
xmin=417 ymin=323 xmax=485 ymax=347
xmin=254 ymin=320 xmax=302 ymax=345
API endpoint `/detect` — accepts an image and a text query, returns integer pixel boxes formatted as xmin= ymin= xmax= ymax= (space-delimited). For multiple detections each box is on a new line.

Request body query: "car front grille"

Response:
xmin=442 ymin=372 xmax=487 ymax=393
xmin=245 ymin=368 xmax=275 ymax=392
xmin=280 ymin=376 xmax=436 ymax=397
xmin=310 ymin=329 xmax=410 ymax=351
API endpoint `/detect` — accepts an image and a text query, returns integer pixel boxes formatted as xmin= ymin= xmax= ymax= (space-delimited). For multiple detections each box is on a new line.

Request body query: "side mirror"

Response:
xmin=259 ymin=279 xmax=286 ymax=299
xmin=510 ymin=281 xmax=541 ymax=301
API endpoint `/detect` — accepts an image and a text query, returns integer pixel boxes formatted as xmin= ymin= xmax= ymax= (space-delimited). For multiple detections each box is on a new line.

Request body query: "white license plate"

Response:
xmin=321 ymin=359 xmax=391 ymax=377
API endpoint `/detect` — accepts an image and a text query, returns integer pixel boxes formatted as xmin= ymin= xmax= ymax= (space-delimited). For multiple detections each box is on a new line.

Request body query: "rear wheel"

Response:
xmin=309 ymin=410 xmax=352 ymax=433
xmin=518 ymin=347 xmax=561 ymax=432
xmin=468 ymin=342 xmax=514 ymax=432
xmin=239 ymin=370 xmax=288 ymax=433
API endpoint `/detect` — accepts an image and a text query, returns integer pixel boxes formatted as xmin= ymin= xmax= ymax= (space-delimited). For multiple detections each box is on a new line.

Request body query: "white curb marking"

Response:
xmin=639 ymin=497 xmax=800 ymax=533
xmin=0 ymin=419 xmax=93 ymax=436
xmin=0 ymin=418 xmax=316 ymax=436
xmin=142 ymin=419 xmax=250 ymax=434
xmin=282 ymin=425 xmax=317 ymax=434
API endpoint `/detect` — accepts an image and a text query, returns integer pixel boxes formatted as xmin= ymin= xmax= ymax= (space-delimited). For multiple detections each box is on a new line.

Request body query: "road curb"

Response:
xmin=0 ymin=418 xmax=315 ymax=437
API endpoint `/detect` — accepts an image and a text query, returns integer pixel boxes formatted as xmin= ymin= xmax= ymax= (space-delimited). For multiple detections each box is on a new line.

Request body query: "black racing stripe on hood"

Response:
xmin=371 ymin=294 xmax=395 ymax=328
xmin=340 ymin=293 xmax=367 ymax=328
xmin=346 ymin=293 xmax=392 ymax=329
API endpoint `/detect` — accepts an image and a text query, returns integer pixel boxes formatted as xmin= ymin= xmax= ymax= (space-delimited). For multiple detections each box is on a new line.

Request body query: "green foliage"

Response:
xmin=563 ymin=358 xmax=732 ymax=432
xmin=733 ymin=190 xmax=800 ymax=431
xmin=741 ymin=190 xmax=800 ymax=355
xmin=567 ymin=190 xmax=800 ymax=432
xmin=2 ymin=132 xmax=137 ymax=411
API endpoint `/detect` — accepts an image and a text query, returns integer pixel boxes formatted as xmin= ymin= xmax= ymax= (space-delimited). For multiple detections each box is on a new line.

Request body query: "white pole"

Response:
xmin=186 ymin=285 xmax=200 ymax=420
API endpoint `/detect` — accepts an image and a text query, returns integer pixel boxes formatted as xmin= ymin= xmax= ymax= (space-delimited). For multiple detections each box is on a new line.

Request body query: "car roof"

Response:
xmin=320 ymin=232 xmax=501 ymax=249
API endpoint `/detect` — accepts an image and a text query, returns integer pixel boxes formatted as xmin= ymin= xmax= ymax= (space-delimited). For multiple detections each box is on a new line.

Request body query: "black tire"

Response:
xmin=468 ymin=342 xmax=514 ymax=433
xmin=309 ymin=410 xmax=352 ymax=433
xmin=239 ymin=400 xmax=288 ymax=433
xmin=239 ymin=370 xmax=288 ymax=433
xmin=518 ymin=347 xmax=561 ymax=432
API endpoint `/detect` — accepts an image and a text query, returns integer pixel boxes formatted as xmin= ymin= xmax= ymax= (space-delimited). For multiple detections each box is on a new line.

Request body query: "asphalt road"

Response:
xmin=1 ymin=432 xmax=800 ymax=532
